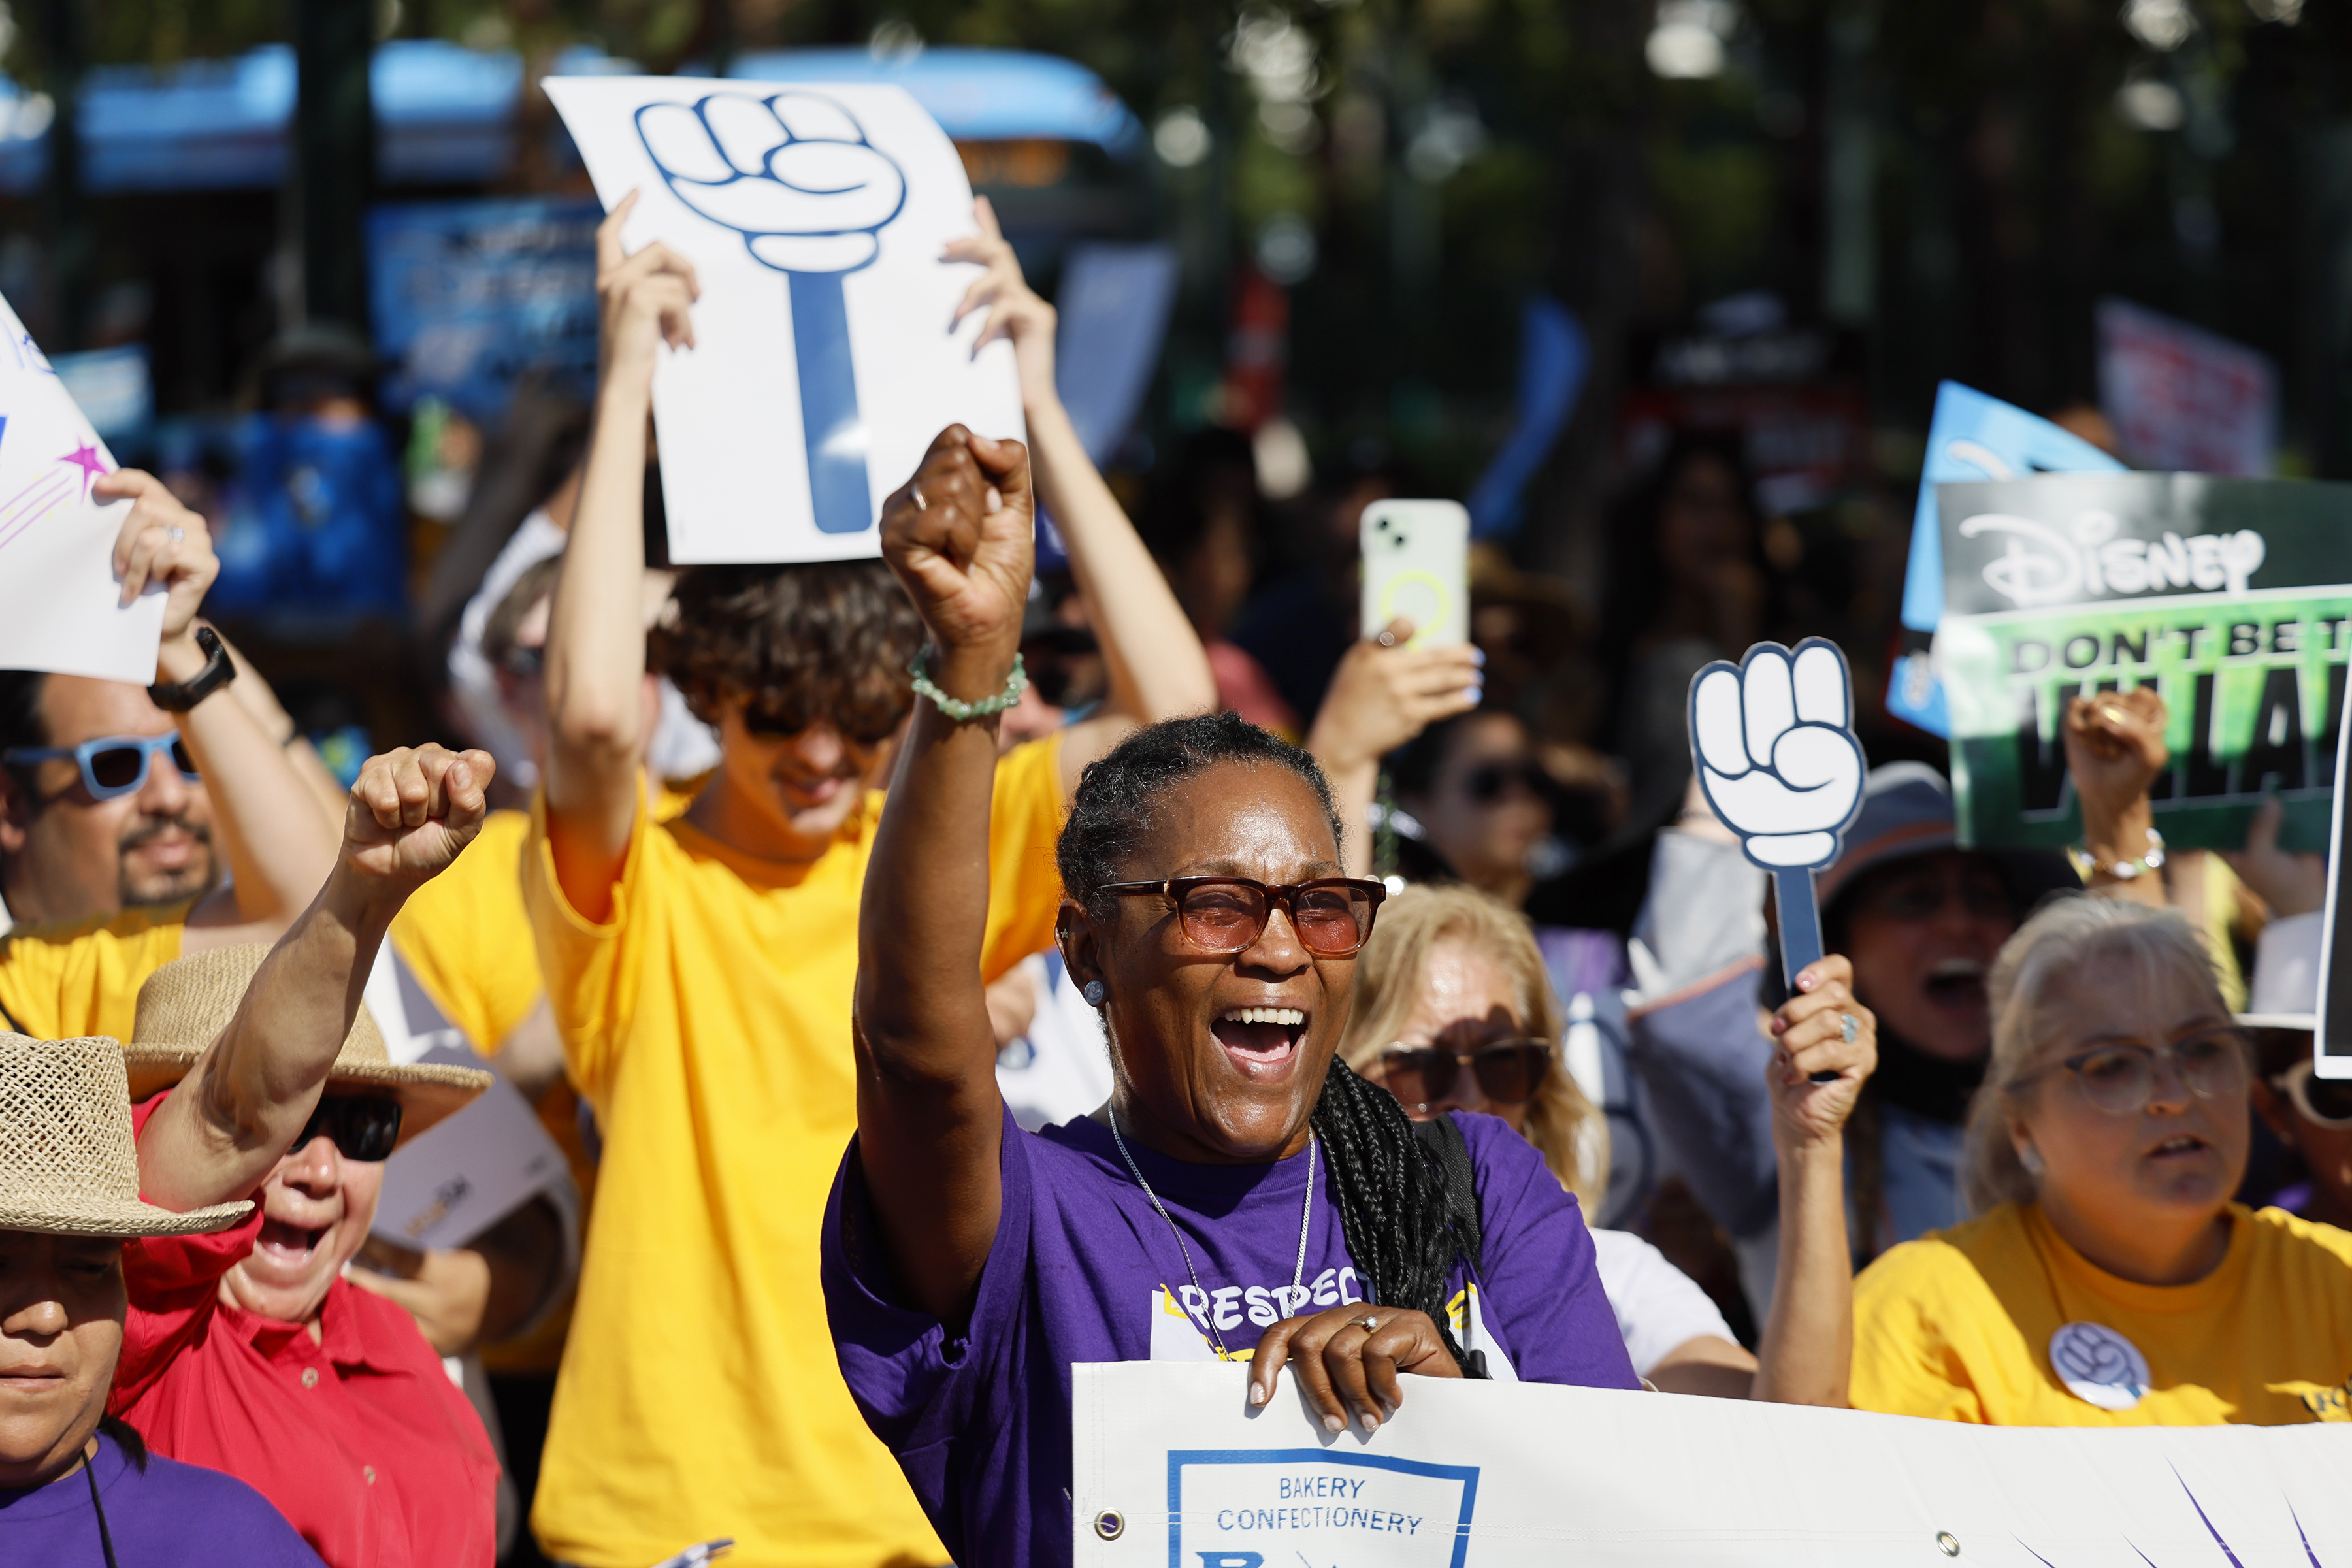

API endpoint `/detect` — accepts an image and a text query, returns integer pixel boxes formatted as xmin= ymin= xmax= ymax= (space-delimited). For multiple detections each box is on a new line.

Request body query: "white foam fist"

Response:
xmin=637 ymin=91 xmax=906 ymax=273
xmin=1689 ymin=638 xmax=1865 ymax=870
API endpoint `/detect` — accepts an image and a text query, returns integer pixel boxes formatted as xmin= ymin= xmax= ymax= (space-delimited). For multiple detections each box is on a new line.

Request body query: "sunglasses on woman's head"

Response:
xmin=1096 ymin=875 xmax=1386 ymax=957
xmin=1380 ymin=1040 xmax=1553 ymax=1111
xmin=1 ymin=732 xmax=198 ymax=802
xmin=291 ymin=1094 xmax=404 ymax=1162
xmin=2276 ymin=1060 xmax=2352 ymax=1129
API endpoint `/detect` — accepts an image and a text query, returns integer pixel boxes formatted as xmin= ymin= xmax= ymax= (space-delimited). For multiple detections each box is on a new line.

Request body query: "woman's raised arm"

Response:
xmin=853 ymin=425 xmax=1037 ymax=1322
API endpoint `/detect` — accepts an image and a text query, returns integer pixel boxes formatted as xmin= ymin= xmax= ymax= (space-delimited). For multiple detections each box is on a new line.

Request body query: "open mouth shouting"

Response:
xmin=251 ymin=1218 xmax=333 ymax=1280
xmin=1211 ymin=1005 xmax=1307 ymax=1083
xmin=1921 ymin=956 xmax=1987 ymax=1013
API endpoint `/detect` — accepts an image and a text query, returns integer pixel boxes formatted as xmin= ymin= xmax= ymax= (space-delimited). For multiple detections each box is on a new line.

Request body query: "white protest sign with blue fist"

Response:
xmin=546 ymin=76 xmax=1022 ymax=564
xmin=1688 ymin=638 xmax=1865 ymax=987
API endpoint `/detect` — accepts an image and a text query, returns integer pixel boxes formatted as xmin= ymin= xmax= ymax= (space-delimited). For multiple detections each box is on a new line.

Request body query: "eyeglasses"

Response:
xmin=1462 ymin=760 xmax=1547 ymax=806
xmin=740 ymin=689 xmax=910 ymax=749
xmin=2021 ymin=1027 xmax=2250 ymax=1117
xmin=1 ymin=733 xmax=198 ymax=801
xmin=1096 ymin=876 xmax=1386 ymax=958
xmin=291 ymin=1094 xmax=404 ymax=1162
xmin=1379 ymin=1040 xmax=1554 ymax=1111
xmin=2275 ymin=1060 xmax=2352 ymax=1129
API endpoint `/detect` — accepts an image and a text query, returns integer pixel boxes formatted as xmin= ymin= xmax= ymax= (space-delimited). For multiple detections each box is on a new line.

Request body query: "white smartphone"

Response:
xmin=1360 ymin=500 xmax=1470 ymax=649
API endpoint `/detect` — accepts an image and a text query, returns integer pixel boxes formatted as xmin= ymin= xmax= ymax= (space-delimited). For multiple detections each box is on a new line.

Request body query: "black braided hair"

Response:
xmin=1058 ymin=712 xmax=1476 ymax=1373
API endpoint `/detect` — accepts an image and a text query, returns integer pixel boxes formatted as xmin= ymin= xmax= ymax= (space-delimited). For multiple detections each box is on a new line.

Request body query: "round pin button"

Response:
xmin=300 ymin=1367 xmax=319 ymax=1389
xmin=2050 ymin=1322 xmax=2149 ymax=1411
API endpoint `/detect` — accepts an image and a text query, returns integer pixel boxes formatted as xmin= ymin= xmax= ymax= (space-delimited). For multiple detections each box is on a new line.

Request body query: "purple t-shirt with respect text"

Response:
xmin=821 ymin=1105 xmax=1637 ymax=1568
xmin=0 ymin=1430 xmax=323 ymax=1565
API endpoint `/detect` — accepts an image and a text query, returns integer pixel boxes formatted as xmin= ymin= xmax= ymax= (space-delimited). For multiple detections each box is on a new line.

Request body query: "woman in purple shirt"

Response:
xmin=828 ymin=426 xmax=1784 ymax=1568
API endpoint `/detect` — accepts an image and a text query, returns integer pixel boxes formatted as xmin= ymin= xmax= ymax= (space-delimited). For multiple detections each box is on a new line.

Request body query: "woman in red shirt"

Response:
xmin=108 ymin=742 xmax=500 ymax=1567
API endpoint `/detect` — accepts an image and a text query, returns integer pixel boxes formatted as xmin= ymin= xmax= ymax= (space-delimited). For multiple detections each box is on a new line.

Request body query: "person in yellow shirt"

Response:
xmin=0 ymin=473 xmax=338 ymax=1041
xmin=386 ymin=557 xmax=703 ymax=1384
xmin=525 ymin=197 xmax=1214 ymax=1568
xmin=1852 ymin=894 xmax=2352 ymax=1425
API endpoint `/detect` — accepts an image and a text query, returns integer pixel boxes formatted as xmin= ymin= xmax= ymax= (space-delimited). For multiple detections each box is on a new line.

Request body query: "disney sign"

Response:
xmin=1959 ymin=508 xmax=2266 ymax=610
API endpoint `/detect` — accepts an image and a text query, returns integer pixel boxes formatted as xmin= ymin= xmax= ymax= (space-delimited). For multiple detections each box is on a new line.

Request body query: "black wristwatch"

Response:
xmin=148 ymin=626 xmax=237 ymax=713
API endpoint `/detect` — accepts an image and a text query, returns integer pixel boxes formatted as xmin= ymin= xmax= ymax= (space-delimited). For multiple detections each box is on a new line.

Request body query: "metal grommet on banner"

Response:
xmin=1936 ymin=1531 xmax=1961 ymax=1557
xmin=1093 ymin=1510 xmax=1125 ymax=1541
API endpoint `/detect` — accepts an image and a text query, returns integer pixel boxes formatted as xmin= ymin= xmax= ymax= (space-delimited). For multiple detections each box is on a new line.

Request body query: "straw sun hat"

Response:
xmin=0 ymin=1034 xmax=252 ymax=1237
xmin=119 ymin=944 xmax=490 ymax=1149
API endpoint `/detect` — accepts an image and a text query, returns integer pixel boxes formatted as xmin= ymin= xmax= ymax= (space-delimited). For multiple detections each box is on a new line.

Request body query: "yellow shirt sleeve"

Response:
xmin=523 ymin=789 xmax=655 ymax=1107
xmin=389 ymin=809 xmax=544 ymax=1053
xmin=981 ymin=732 xmax=1068 ymax=983
xmin=0 ymin=903 xmax=192 ymax=1041
xmin=1850 ymin=1236 xmax=1997 ymax=1424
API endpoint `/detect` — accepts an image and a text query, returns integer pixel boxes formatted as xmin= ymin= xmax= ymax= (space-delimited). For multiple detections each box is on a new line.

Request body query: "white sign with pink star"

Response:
xmin=0 ymin=290 xmax=157 ymax=682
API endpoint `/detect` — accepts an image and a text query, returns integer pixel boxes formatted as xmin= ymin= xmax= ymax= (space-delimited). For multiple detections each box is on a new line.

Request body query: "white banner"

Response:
xmin=1072 ymin=1362 xmax=2352 ymax=1567
xmin=0 ymin=292 xmax=159 ymax=683
xmin=544 ymin=75 xmax=1022 ymax=565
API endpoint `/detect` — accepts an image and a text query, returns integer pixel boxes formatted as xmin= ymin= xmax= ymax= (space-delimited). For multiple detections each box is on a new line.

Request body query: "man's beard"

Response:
xmin=116 ymin=811 xmax=220 ymax=910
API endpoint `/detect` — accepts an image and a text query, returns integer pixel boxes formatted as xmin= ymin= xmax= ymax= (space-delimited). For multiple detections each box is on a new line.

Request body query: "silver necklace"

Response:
xmin=1107 ymin=1104 xmax=1316 ymax=1360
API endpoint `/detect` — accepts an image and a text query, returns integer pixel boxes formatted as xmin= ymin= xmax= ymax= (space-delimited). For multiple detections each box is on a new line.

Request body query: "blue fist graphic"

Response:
xmin=638 ymin=92 xmax=909 ymax=534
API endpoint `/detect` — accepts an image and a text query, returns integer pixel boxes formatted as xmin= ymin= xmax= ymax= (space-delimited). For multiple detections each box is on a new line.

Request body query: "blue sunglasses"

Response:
xmin=2 ymin=733 xmax=199 ymax=800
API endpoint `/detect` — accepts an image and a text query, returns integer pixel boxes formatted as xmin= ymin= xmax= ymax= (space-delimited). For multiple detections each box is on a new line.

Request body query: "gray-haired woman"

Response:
xmin=1850 ymin=895 xmax=2352 ymax=1425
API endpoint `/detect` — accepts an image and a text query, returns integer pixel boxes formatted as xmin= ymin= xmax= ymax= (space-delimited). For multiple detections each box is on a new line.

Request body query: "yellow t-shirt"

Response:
xmin=391 ymin=808 xmax=545 ymax=1054
xmin=525 ymin=734 xmax=1067 ymax=1568
xmin=0 ymin=902 xmax=191 ymax=1041
xmin=1853 ymin=1200 xmax=2352 ymax=1425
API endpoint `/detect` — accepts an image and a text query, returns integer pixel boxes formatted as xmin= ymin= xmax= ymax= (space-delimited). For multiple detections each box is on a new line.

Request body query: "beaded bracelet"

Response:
xmin=909 ymin=647 xmax=1028 ymax=721
xmin=2066 ymin=825 xmax=2166 ymax=882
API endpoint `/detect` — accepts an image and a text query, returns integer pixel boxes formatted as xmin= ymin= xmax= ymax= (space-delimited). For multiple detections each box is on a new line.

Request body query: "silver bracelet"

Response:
xmin=909 ymin=647 xmax=1028 ymax=722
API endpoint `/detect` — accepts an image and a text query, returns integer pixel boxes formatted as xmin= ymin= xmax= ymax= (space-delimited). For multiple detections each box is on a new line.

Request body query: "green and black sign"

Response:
xmin=1937 ymin=474 xmax=2352 ymax=853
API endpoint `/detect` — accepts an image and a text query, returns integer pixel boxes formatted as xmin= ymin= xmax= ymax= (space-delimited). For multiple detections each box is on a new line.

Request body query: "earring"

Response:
xmin=2018 ymin=1143 xmax=2046 ymax=1177
xmin=1082 ymin=981 xmax=1106 ymax=1007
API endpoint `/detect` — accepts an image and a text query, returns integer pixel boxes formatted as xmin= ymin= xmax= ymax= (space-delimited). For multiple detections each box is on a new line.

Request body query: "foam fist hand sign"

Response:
xmin=1690 ymin=639 xmax=1865 ymax=871
xmin=637 ymin=91 xmax=909 ymax=536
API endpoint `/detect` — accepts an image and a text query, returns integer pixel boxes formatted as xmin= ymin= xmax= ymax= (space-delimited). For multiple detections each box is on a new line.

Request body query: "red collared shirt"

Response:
xmin=109 ymin=1096 xmax=499 ymax=1568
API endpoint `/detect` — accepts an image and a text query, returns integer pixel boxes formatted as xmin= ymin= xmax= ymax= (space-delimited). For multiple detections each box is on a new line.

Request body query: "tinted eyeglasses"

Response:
xmin=2276 ymin=1060 xmax=2352 ymax=1129
xmin=1462 ymin=760 xmax=1548 ymax=805
xmin=740 ymin=689 xmax=911 ymax=749
xmin=291 ymin=1094 xmax=404 ymax=1162
xmin=2 ymin=732 xmax=197 ymax=802
xmin=1097 ymin=876 xmax=1386 ymax=958
xmin=1380 ymin=1040 xmax=1554 ymax=1112
xmin=2021 ymin=1027 xmax=2250 ymax=1117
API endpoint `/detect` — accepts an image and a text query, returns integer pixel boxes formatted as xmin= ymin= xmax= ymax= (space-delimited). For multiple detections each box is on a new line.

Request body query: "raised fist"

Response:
xmin=1688 ymin=638 xmax=1865 ymax=870
xmin=637 ymin=91 xmax=906 ymax=275
xmin=342 ymin=745 xmax=495 ymax=899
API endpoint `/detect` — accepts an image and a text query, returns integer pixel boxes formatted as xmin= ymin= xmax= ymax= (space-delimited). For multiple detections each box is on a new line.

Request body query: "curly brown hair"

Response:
xmin=650 ymin=561 xmax=924 ymax=745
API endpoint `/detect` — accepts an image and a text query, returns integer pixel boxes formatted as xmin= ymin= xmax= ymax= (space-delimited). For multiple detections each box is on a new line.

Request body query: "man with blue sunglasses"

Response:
xmin=0 ymin=469 xmax=340 ymax=1044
